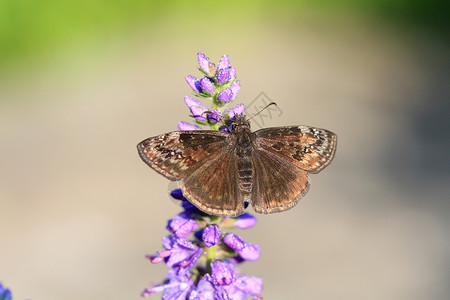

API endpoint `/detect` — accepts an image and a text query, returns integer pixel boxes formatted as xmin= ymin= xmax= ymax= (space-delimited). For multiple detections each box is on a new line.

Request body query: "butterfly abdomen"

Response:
xmin=235 ymin=127 xmax=254 ymax=201
xmin=237 ymin=155 xmax=253 ymax=201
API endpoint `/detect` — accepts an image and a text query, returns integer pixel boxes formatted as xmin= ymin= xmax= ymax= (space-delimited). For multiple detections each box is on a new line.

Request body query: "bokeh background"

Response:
xmin=1 ymin=1 xmax=449 ymax=299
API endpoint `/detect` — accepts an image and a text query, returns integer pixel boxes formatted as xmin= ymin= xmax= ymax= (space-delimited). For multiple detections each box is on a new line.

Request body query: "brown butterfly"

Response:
xmin=137 ymin=114 xmax=337 ymax=216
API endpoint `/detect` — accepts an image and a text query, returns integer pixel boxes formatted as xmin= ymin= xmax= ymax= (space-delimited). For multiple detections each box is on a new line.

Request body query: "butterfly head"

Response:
xmin=231 ymin=114 xmax=250 ymax=132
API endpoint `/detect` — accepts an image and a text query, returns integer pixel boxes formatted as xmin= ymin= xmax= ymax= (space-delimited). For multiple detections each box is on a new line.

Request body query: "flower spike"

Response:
xmin=142 ymin=54 xmax=262 ymax=299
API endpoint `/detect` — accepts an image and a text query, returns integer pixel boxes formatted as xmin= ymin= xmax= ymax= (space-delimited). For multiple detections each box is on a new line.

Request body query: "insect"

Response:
xmin=137 ymin=113 xmax=337 ymax=216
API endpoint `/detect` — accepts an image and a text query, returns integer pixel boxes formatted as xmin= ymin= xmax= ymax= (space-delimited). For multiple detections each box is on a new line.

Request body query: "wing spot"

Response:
xmin=272 ymin=142 xmax=283 ymax=151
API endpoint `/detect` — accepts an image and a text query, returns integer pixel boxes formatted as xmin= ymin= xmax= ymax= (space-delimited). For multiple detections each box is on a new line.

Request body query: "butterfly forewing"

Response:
xmin=251 ymin=147 xmax=310 ymax=214
xmin=137 ymin=131 xmax=229 ymax=180
xmin=254 ymin=126 xmax=337 ymax=174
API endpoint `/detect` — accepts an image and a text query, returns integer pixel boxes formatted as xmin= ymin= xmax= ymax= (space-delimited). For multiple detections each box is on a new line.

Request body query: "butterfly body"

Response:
xmin=138 ymin=115 xmax=337 ymax=216
xmin=233 ymin=117 xmax=255 ymax=204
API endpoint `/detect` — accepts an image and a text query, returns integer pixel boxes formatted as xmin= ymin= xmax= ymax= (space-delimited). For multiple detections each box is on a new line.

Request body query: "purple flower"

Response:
xmin=189 ymin=275 xmax=215 ymax=299
xmin=207 ymin=109 xmax=222 ymax=123
xmin=146 ymin=249 xmax=171 ymax=264
xmin=223 ymin=233 xmax=245 ymax=251
xmin=181 ymin=199 xmax=201 ymax=215
xmin=0 ymin=283 xmax=12 ymax=300
xmin=147 ymin=235 xmax=202 ymax=271
xmin=218 ymin=55 xmax=230 ymax=70
xmin=200 ymin=77 xmax=214 ymax=93
xmin=178 ymin=122 xmax=200 ymax=131
xmin=217 ymin=88 xmax=234 ymax=103
xmin=142 ymin=53 xmax=264 ymax=299
xmin=142 ymin=269 xmax=194 ymax=299
xmin=185 ymin=75 xmax=202 ymax=93
xmin=217 ymin=68 xmax=231 ymax=85
xmin=209 ymin=261 xmax=263 ymax=299
xmin=233 ymin=213 xmax=257 ymax=229
xmin=170 ymin=189 xmax=201 ymax=215
xmin=229 ymin=81 xmax=240 ymax=98
xmin=170 ymin=189 xmax=185 ymax=200
xmin=227 ymin=104 xmax=246 ymax=119
xmin=167 ymin=212 xmax=200 ymax=238
xmin=198 ymin=53 xmax=209 ymax=71
xmin=223 ymin=233 xmax=260 ymax=261
xmin=231 ymin=275 xmax=263 ymax=298
xmin=161 ymin=236 xmax=203 ymax=272
xmin=202 ymin=224 xmax=221 ymax=248
xmin=211 ymin=260 xmax=235 ymax=286
xmin=229 ymin=67 xmax=236 ymax=80
xmin=198 ymin=53 xmax=216 ymax=77
xmin=236 ymin=242 xmax=260 ymax=261
xmin=184 ymin=96 xmax=207 ymax=122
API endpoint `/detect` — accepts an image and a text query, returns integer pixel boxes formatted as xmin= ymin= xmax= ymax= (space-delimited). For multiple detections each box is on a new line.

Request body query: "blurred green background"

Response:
xmin=1 ymin=1 xmax=449 ymax=299
xmin=1 ymin=0 xmax=448 ymax=72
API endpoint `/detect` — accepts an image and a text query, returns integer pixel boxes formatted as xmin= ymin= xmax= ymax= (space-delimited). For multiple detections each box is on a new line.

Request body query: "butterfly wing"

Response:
xmin=250 ymin=125 xmax=336 ymax=214
xmin=138 ymin=130 xmax=244 ymax=216
xmin=182 ymin=146 xmax=244 ymax=216
xmin=137 ymin=130 xmax=229 ymax=180
xmin=253 ymin=126 xmax=337 ymax=174
xmin=251 ymin=147 xmax=310 ymax=214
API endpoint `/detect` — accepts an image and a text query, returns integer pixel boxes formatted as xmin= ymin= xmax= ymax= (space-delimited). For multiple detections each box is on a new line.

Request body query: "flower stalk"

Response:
xmin=142 ymin=53 xmax=262 ymax=299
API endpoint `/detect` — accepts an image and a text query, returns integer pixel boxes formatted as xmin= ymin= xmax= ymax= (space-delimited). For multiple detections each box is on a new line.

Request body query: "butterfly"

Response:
xmin=137 ymin=114 xmax=337 ymax=216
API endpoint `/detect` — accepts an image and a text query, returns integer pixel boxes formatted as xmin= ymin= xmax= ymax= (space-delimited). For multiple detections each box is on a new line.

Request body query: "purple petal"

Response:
xmin=217 ymin=88 xmax=233 ymax=103
xmin=0 ymin=285 xmax=12 ymax=300
xmin=229 ymin=81 xmax=240 ymax=99
xmin=170 ymin=189 xmax=184 ymax=200
xmin=3 ymin=290 xmax=12 ymax=300
xmin=178 ymin=122 xmax=200 ymax=131
xmin=177 ymin=247 xmax=203 ymax=275
xmin=227 ymin=104 xmax=245 ymax=119
xmin=218 ymin=55 xmax=230 ymax=70
xmin=197 ymin=52 xmax=216 ymax=77
xmin=211 ymin=260 xmax=236 ymax=286
xmin=166 ymin=239 xmax=200 ymax=268
xmin=223 ymin=233 xmax=245 ymax=251
xmin=235 ymin=275 xmax=263 ymax=296
xmin=236 ymin=242 xmax=260 ymax=261
xmin=202 ymin=224 xmax=221 ymax=248
xmin=200 ymin=77 xmax=214 ymax=93
xmin=153 ymin=270 xmax=194 ymax=300
xmin=229 ymin=67 xmax=236 ymax=80
xmin=161 ymin=282 xmax=191 ymax=300
xmin=184 ymin=96 xmax=207 ymax=122
xmin=181 ymin=200 xmax=200 ymax=215
xmin=198 ymin=53 xmax=210 ymax=72
xmin=162 ymin=235 xmax=175 ymax=250
xmin=167 ymin=212 xmax=200 ymax=238
xmin=233 ymin=213 xmax=257 ymax=229
xmin=227 ymin=256 xmax=245 ymax=265
xmin=207 ymin=109 xmax=222 ymax=123
xmin=217 ymin=68 xmax=231 ymax=85
xmin=185 ymin=75 xmax=201 ymax=93
xmin=190 ymin=274 xmax=215 ymax=299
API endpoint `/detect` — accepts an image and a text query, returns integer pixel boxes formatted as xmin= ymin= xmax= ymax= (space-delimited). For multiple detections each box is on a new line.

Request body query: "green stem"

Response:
xmin=206 ymin=244 xmax=218 ymax=273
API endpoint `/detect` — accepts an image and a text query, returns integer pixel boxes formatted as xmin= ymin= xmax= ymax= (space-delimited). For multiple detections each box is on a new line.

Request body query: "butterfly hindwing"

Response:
xmin=182 ymin=147 xmax=245 ymax=216
xmin=251 ymin=147 xmax=310 ymax=214
xmin=254 ymin=126 xmax=337 ymax=174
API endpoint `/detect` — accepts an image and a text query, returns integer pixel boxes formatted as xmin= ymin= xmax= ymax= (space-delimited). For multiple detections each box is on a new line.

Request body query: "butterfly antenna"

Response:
xmin=248 ymin=102 xmax=278 ymax=121
xmin=200 ymin=110 xmax=220 ymax=120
